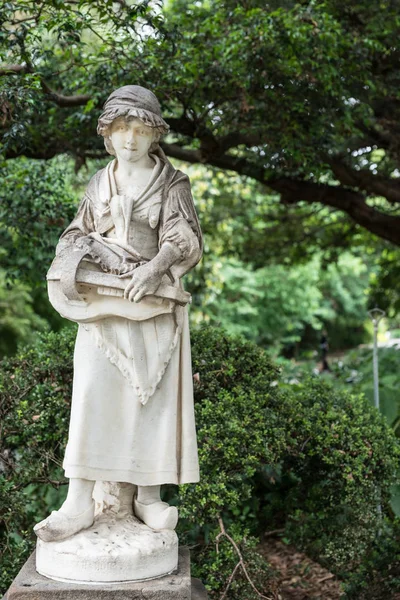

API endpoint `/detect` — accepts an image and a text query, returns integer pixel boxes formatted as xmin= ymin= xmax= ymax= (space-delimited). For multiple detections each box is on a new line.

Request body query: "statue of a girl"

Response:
xmin=34 ymin=85 xmax=202 ymax=542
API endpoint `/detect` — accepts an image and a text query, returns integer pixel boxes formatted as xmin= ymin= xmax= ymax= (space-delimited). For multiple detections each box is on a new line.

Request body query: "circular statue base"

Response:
xmin=36 ymin=512 xmax=178 ymax=584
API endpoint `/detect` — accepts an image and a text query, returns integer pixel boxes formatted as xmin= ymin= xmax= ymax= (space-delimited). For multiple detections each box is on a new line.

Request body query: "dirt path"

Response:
xmin=258 ymin=536 xmax=343 ymax=599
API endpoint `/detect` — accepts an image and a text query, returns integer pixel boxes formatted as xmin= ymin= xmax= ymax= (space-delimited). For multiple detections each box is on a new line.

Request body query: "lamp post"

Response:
xmin=367 ymin=308 xmax=386 ymax=410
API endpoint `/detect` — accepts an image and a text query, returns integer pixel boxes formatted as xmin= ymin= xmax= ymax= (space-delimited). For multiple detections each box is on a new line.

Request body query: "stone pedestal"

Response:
xmin=34 ymin=483 xmax=179 ymax=584
xmin=4 ymin=547 xmax=208 ymax=600
xmin=36 ymin=513 xmax=178 ymax=583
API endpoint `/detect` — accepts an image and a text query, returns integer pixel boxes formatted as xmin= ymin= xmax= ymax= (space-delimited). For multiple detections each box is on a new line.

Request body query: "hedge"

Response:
xmin=1 ymin=325 xmax=399 ymax=598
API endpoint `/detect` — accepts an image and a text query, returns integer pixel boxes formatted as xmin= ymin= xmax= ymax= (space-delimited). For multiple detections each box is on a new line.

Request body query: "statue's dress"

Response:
xmin=57 ymin=152 xmax=202 ymax=486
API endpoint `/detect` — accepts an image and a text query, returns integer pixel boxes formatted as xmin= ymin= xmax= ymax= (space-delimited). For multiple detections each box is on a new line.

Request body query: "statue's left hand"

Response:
xmin=124 ymin=264 xmax=163 ymax=303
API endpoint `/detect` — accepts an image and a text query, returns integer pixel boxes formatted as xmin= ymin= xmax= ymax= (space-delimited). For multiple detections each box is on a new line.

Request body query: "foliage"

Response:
xmin=1 ymin=0 xmax=396 ymax=355
xmin=0 ymin=154 xmax=109 ymax=352
xmin=1 ymin=325 xmax=399 ymax=597
xmin=0 ymin=268 xmax=48 ymax=356
xmin=187 ymin=252 xmax=369 ymax=353
xmin=0 ymin=153 xmax=373 ymax=357
xmin=331 ymin=346 xmax=400 ymax=432
xmin=316 ymin=253 xmax=370 ymax=350
xmin=333 ymin=345 xmax=400 ymax=519
xmin=0 ymin=155 xmax=82 ymax=343
xmin=182 ymin=164 xmax=372 ymax=353
xmin=279 ymin=344 xmax=400 ymax=433
xmin=1 ymin=0 xmax=400 ymax=247
xmin=274 ymin=378 xmax=399 ymax=573
xmin=178 ymin=325 xmax=282 ymax=530
xmin=343 ymin=518 xmax=400 ymax=600
xmin=0 ymin=156 xmax=77 ymax=286
xmin=369 ymin=246 xmax=400 ymax=318
xmin=0 ymin=327 xmax=74 ymax=592
xmin=279 ymin=344 xmax=400 ymax=519
xmin=192 ymin=257 xmax=327 ymax=347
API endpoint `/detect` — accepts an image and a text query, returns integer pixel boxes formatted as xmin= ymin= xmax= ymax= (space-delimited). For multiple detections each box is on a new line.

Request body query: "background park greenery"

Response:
xmin=1 ymin=0 xmax=400 ymax=598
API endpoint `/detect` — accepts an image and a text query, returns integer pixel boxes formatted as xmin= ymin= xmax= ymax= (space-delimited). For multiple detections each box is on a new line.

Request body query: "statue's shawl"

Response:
xmin=57 ymin=150 xmax=203 ymax=404
xmin=58 ymin=150 xmax=203 ymax=278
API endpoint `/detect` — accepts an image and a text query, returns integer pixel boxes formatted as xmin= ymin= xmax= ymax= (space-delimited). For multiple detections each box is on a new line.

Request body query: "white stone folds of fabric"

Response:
xmin=63 ymin=310 xmax=199 ymax=486
xmin=84 ymin=308 xmax=184 ymax=406
xmin=56 ymin=151 xmax=202 ymax=404
xmin=59 ymin=150 xmax=202 ymax=485
xmin=97 ymin=85 xmax=170 ymax=137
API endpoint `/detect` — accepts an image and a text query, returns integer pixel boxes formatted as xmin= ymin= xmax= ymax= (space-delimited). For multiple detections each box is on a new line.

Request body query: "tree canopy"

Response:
xmin=1 ymin=0 xmax=400 ymax=247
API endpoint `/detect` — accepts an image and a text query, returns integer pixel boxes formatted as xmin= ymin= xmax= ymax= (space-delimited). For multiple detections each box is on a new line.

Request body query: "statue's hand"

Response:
xmin=124 ymin=264 xmax=163 ymax=303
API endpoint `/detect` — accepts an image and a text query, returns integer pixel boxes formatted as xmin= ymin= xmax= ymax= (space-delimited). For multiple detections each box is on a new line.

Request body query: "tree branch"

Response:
xmin=0 ymin=65 xmax=92 ymax=106
xmin=165 ymin=116 xmax=196 ymax=138
xmin=161 ymin=142 xmax=400 ymax=245
xmin=330 ymin=158 xmax=400 ymax=204
xmin=216 ymin=517 xmax=273 ymax=600
xmin=1 ymin=63 xmax=399 ymax=247
xmin=40 ymin=80 xmax=92 ymax=107
xmin=219 ymin=132 xmax=264 ymax=153
xmin=269 ymin=177 xmax=400 ymax=246
xmin=161 ymin=142 xmax=202 ymax=163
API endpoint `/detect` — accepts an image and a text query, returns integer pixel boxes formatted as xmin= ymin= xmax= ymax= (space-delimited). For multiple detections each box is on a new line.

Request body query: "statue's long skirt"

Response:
xmin=63 ymin=309 xmax=199 ymax=486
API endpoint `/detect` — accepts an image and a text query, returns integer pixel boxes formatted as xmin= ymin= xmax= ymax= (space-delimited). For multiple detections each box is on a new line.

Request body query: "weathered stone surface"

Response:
xmin=191 ymin=578 xmax=208 ymax=599
xmin=5 ymin=547 xmax=209 ymax=600
xmin=35 ymin=84 xmax=203 ymax=557
xmin=36 ymin=512 xmax=178 ymax=583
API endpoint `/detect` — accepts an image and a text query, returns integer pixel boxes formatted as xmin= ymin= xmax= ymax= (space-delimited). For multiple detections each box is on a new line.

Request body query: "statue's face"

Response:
xmin=109 ymin=116 xmax=154 ymax=162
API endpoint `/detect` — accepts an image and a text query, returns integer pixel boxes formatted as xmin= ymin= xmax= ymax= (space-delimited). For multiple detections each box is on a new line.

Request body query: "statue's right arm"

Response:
xmin=55 ymin=179 xmax=96 ymax=256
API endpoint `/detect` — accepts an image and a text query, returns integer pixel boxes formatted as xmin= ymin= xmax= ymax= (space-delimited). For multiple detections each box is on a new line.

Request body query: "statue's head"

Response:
xmin=97 ymin=85 xmax=169 ymax=157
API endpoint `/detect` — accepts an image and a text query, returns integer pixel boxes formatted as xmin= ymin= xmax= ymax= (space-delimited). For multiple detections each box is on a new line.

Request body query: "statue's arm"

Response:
xmin=124 ymin=174 xmax=202 ymax=303
xmin=55 ymin=181 xmax=97 ymax=256
xmin=158 ymin=173 xmax=203 ymax=276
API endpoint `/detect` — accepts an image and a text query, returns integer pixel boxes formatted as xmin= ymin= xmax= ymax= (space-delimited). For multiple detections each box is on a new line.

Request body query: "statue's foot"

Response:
xmin=33 ymin=501 xmax=95 ymax=542
xmin=134 ymin=498 xmax=178 ymax=530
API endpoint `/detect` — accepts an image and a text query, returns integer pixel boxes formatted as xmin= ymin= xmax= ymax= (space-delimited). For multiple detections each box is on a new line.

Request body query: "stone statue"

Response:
xmin=32 ymin=85 xmax=203 ymax=583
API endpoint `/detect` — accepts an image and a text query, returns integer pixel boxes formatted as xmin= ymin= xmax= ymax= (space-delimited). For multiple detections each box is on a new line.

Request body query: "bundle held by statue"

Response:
xmin=47 ymin=232 xmax=192 ymax=323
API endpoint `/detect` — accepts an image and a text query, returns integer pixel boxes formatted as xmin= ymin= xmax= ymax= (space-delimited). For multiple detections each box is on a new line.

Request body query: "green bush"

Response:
xmin=276 ymin=379 xmax=399 ymax=573
xmin=0 ymin=269 xmax=49 ymax=357
xmin=343 ymin=518 xmax=400 ymax=600
xmin=1 ymin=325 xmax=399 ymax=598
xmin=0 ymin=328 xmax=75 ymax=593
